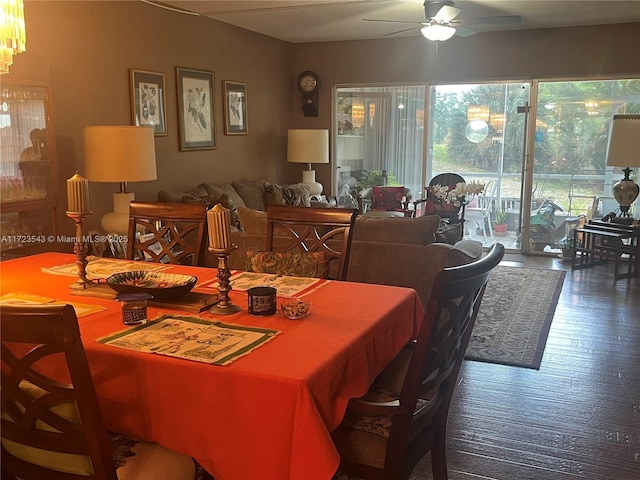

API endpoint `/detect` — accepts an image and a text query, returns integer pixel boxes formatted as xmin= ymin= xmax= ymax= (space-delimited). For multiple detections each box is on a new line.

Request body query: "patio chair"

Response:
xmin=332 ymin=243 xmax=505 ymax=480
xmin=0 ymin=304 xmax=199 ymax=480
xmin=465 ymin=178 xmax=497 ymax=241
xmin=126 ymin=201 xmax=208 ymax=266
xmin=245 ymin=205 xmax=357 ymax=281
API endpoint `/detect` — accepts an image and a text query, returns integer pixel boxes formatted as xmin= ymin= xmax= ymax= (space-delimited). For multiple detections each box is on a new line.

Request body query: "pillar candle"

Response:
xmin=67 ymin=172 xmax=89 ymax=213
xmin=207 ymin=203 xmax=231 ymax=249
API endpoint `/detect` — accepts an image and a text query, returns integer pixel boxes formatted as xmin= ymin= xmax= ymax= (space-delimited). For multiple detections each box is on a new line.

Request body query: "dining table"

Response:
xmin=0 ymin=252 xmax=424 ymax=480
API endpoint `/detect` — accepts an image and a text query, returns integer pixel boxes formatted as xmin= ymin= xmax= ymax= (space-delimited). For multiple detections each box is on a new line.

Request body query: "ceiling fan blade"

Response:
xmin=455 ymin=15 xmax=521 ymax=26
xmin=454 ymin=26 xmax=477 ymax=37
xmin=433 ymin=5 xmax=461 ymax=23
xmin=141 ymin=0 xmax=198 ymax=16
xmin=363 ymin=18 xmax=423 ymax=25
xmin=382 ymin=26 xmax=421 ymax=37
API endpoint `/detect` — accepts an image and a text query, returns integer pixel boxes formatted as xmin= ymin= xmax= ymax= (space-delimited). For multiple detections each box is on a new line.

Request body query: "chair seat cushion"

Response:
xmin=245 ymin=250 xmax=331 ymax=278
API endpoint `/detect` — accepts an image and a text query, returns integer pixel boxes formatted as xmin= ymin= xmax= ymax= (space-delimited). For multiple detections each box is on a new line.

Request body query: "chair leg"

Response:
xmin=430 ymin=429 xmax=449 ymax=480
xmin=486 ymin=215 xmax=494 ymax=240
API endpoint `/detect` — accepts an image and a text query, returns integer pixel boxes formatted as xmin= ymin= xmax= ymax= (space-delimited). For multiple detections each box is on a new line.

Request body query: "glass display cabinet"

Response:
xmin=1 ymin=81 xmax=58 ymax=260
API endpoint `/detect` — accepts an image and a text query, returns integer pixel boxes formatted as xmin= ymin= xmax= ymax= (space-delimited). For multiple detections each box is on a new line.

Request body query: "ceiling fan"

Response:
xmin=364 ymin=1 xmax=521 ymax=41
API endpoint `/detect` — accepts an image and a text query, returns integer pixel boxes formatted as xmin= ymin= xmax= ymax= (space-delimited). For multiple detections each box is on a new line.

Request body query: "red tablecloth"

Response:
xmin=0 ymin=253 xmax=424 ymax=480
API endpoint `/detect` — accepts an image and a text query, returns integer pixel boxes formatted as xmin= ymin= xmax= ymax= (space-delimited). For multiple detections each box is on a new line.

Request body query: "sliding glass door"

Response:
xmin=334 ymin=85 xmax=425 ymax=207
xmin=428 ymin=82 xmax=531 ymax=250
xmin=528 ymin=79 xmax=640 ymax=252
xmin=334 ymin=78 xmax=639 ymax=254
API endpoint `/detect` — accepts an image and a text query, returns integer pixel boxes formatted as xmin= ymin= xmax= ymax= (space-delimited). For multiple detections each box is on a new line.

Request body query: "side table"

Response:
xmin=571 ymin=220 xmax=639 ymax=279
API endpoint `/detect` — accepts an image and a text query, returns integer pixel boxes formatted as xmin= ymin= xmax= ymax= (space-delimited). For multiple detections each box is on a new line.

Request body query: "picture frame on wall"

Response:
xmin=176 ymin=67 xmax=216 ymax=150
xmin=130 ymin=69 xmax=167 ymax=136
xmin=223 ymin=81 xmax=248 ymax=135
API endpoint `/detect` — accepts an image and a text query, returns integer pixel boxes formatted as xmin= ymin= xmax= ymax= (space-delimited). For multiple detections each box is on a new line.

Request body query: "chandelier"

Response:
xmin=1 ymin=0 xmax=26 ymax=75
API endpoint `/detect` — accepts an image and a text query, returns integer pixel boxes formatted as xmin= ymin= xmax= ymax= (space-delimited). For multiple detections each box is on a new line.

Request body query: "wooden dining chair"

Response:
xmin=245 ymin=205 xmax=358 ymax=281
xmin=1 ymin=303 xmax=201 ymax=480
xmin=332 ymin=243 xmax=505 ymax=480
xmin=126 ymin=201 xmax=208 ymax=266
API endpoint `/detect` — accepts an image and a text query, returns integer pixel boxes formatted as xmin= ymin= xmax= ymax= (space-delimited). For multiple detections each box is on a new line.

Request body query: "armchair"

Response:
xmin=357 ymin=186 xmax=413 ymax=217
xmin=413 ymin=173 xmax=467 ymax=224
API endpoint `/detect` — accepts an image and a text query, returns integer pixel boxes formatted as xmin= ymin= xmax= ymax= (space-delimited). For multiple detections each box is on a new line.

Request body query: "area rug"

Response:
xmin=465 ymin=266 xmax=566 ymax=369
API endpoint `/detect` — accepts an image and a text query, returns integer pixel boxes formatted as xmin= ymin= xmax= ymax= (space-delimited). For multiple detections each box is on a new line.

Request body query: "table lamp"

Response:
xmin=287 ymin=129 xmax=329 ymax=196
xmin=605 ymin=114 xmax=640 ymax=217
xmin=84 ymin=126 xmax=157 ymax=234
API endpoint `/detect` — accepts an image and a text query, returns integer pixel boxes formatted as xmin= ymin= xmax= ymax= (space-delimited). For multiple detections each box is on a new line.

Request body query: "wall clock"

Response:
xmin=297 ymin=71 xmax=319 ymax=117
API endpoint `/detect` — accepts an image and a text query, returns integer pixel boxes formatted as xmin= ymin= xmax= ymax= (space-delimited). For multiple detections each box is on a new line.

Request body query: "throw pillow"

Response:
xmin=371 ymin=186 xmax=405 ymax=211
xmin=201 ymin=182 xmax=247 ymax=209
xmin=264 ymin=183 xmax=311 ymax=207
xmin=245 ymin=250 xmax=330 ymax=279
xmin=178 ymin=183 xmax=209 ymax=202
xmin=231 ymin=179 xmax=267 ymax=211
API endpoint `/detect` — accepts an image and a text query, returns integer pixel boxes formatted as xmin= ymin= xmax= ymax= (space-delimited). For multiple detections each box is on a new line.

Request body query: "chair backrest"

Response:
xmin=335 ymin=243 xmax=504 ymax=479
xmin=265 ymin=205 xmax=358 ymax=281
xmin=419 ymin=173 xmax=467 ymax=221
xmin=473 ymin=178 xmax=497 ymax=212
xmin=391 ymin=242 xmax=504 ymax=477
xmin=1 ymin=304 xmax=117 ymax=480
xmin=126 ymin=201 xmax=208 ymax=266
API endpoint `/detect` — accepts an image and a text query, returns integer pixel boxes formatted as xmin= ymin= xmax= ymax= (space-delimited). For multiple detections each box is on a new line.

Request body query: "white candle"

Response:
xmin=66 ymin=172 xmax=89 ymax=213
xmin=207 ymin=203 xmax=231 ymax=249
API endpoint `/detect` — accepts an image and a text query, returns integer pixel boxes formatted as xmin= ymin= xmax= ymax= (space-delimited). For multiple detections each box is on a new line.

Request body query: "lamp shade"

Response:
xmin=287 ymin=129 xmax=329 ymax=165
xmin=420 ymin=23 xmax=456 ymax=42
xmin=605 ymin=115 xmax=640 ymax=168
xmin=84 ymin=126 xmax=157 ymax=183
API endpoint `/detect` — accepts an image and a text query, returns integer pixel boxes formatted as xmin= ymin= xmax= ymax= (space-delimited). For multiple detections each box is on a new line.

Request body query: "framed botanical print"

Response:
xmin=223 ymin=80 xmax=248 ymax=135
xmin=176 ymin=67 xmax=216 ymax=150
xmin=130 ymin=69 xmax=167 ymax=136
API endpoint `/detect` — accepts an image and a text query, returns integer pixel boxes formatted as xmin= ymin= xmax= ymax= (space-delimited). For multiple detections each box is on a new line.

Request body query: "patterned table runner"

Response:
xmin=70 ymin=284 xmax=219 ymax=313
xmin=42 ymin=257 xmax=168 ymax=280
xmin=201 ymin=271 xmax=327 ymax=298
xmin=98 ymin=314 xmax=279 ymax=365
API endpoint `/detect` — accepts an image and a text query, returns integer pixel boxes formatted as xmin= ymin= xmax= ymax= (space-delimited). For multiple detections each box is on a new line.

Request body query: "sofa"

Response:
xmin=158 ymin=180 xmax=482 ymax=306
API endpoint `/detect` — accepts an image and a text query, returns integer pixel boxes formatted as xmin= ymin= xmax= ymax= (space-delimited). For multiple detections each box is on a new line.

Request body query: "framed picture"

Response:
xmin=130 ymin=69 xmax=167 ymax=136
xmin=176 ymin=67 xmax=216 ymax=150
xmin=223 ymin=80 xmax=248 ymax=135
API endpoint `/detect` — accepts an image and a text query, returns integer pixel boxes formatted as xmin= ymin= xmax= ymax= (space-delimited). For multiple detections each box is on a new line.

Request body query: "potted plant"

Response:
xmin=558 ymin=234 xmax=581 ymax=258
xmin=493 ymin=210 xmax=508 ymax=235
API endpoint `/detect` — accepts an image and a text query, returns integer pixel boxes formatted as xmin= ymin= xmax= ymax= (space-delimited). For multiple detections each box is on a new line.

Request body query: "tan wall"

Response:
xmin=5 ymin=0 xmax=640 ymax=239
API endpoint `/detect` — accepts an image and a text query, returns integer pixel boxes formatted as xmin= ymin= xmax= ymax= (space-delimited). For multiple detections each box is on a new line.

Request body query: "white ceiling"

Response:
xmin=150 ymin=0 xmax=640 ymax=43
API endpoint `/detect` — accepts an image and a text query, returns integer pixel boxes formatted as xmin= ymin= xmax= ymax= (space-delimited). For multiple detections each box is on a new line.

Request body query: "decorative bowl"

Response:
xmin=106 ymin=271 xmax=197 ymax=300
xmin=280 ymin=298 xmax=311 ymax=320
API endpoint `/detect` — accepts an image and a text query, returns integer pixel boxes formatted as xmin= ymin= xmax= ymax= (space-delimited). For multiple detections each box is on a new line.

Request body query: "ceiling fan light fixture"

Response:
xmin=421 ymin=23 xmax=456 ymax=41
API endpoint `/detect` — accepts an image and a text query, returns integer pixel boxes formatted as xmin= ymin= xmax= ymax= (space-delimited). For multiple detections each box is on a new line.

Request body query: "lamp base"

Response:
xmin=612 ymin=174 xmax=639 ymax=216
xmin=101 ymin=192 xmax=134 ymax=235
xmin=301 ymin=169 xmax=323 ymax=196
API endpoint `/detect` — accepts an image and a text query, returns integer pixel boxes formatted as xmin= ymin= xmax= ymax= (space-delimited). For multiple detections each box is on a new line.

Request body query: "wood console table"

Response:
xmin=571 ymin=220 xmax=640 ymax=279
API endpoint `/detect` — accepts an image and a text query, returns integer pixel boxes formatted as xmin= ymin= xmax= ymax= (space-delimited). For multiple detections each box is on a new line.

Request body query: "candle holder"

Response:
xmin=66 ymin=211 xmax=98 ymax=290
xmin=208 ymin=245 xmax=242 ymax=315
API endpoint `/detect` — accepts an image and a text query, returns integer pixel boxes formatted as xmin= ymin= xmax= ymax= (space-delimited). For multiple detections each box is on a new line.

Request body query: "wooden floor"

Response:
xmin=416 ymin=253 xmax=640 ymax=480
